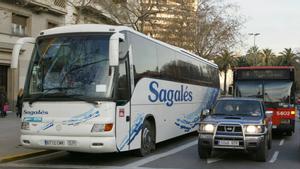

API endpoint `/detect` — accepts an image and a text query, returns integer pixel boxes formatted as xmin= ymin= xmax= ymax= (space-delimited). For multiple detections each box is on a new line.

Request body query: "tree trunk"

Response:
xmin=223 ymin=70 xmax=227 ymax=95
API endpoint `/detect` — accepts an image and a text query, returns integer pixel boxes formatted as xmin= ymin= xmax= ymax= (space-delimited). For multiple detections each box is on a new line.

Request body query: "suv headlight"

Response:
xmin=199 ymin=123 xmax=215 ymax=133
xmin=244 ymin=125 xmax=264 ymax=134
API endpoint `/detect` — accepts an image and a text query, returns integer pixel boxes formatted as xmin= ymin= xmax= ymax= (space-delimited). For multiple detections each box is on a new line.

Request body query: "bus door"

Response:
xmin=115 ymin=53 xmax=132 ymax=151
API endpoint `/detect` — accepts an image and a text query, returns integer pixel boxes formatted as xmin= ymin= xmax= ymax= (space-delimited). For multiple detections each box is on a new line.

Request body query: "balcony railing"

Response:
xmin=28 ymin=0 xmax=67 ymax=15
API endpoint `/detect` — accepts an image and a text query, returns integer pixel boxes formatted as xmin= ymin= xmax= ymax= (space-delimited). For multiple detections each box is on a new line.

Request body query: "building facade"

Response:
xmin=143 ymin=0 xmax=197 ymax=51
xmin=0 ymin=0 xmax=116 ymax=110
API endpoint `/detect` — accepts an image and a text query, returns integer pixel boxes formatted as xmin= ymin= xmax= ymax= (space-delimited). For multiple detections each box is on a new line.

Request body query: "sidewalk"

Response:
xmin=0 ymin=112 xmax=49 ymax=162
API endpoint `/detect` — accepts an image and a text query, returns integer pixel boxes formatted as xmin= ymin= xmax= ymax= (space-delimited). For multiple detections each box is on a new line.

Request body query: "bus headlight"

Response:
xmin=200 ymin=124 xmax=215 ymax=133
xmin=245 ymin=125 xmax=263 ymax=134
xmin=91 ymin=123 xmax=113 ymax=132
xmin=21 ymin=122 xmax=30 ymax=130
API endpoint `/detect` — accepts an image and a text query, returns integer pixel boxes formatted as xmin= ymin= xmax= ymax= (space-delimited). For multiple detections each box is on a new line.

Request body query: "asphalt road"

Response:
xmin=1 ymin=121 xmax=299 ymax=169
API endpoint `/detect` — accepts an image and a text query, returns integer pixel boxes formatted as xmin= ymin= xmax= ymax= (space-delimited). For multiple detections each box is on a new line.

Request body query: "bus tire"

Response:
xmin=286 ymin=130 xmax=293 ymax=136
xmin=135 ymin=120 xmax=156 ymax=157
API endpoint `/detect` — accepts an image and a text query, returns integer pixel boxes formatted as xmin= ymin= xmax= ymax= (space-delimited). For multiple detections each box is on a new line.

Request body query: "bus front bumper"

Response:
xmin=21 ymin=135 xmax=118 ymax=153
xmin=272 ymin=119 xmax=295 ymax=132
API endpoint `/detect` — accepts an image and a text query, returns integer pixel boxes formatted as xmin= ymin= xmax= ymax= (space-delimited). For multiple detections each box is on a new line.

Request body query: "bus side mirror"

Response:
xmin=265 ymin=111 xmax=273 ymax=118
xmin=109 ymin=32 xmax=125 ymax=67
xmin=11 ymin=37 xmax=35 ymax=69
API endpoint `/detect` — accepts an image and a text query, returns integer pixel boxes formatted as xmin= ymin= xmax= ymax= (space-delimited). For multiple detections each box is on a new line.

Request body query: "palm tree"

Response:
xmin=261 ymin=48 xmax=276 ymax=66
xmin=278 ymin=48 xmax=296 ymax=66
xmin=246 ymin=46 xmax=261 ymax=66
xmin=236 ymin=56 xmax=250 ymax=67
xmin=214 ymin=49 xmax=237 ymax=95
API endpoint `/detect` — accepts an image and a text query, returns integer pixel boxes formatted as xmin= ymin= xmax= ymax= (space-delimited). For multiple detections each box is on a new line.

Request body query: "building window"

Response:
xmin=48 ymin=22 xmax=58 ymax=29
xmin=54 ymin=0 xmax=66 ymax=8
xmin=11 ymin=14 xmax=28 ymax=36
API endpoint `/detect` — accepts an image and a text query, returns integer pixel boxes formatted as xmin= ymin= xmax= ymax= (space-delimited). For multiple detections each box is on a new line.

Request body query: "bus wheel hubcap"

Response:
xmin=143 ymin=128 xmax=152 ymax=152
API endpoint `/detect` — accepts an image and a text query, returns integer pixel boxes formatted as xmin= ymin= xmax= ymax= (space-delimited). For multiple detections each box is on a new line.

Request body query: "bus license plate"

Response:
xmin=281 ymin=119 xmax=290 ymax=124
xmin=218 ymin=140 xmax=239 ymax=146
xmin=45 ymin=140 xmax=65 ymax=146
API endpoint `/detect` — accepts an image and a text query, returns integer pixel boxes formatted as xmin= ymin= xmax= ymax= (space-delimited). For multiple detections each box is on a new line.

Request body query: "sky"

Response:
xmin=230 ymin=0 xmax=300 ymax=54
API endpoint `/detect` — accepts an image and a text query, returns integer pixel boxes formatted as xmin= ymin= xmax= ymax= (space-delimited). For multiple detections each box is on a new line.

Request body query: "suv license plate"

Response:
xmin=218 ymin=140 xmax=239 ymax=146
xmin=45 ymin=140 xmax=65 ymax=146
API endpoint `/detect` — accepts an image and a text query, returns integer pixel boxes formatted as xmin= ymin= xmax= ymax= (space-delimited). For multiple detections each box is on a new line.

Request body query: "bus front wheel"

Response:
xmin=135 ymin=120 xmax=156 ymax=157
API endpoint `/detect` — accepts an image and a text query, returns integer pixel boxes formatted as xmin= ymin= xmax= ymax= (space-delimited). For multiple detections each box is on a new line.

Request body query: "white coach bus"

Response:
xmin=12 ymin=24 xmax=220 ymax=155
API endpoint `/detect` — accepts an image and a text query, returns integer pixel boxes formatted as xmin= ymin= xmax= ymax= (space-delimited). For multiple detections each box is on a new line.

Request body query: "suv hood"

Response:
xmin=203 ymin=115 xmax=263 ymax=125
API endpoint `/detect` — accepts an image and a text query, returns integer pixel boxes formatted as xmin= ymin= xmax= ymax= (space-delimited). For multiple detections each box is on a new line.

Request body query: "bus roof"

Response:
xmin=39 ymin=24 xmax=218 ymax=68
xmin=234 ymin=66 xmax=294 ymax=70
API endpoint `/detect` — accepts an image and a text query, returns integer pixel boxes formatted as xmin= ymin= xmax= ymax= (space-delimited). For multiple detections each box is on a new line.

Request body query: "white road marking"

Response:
xmin=125 ymin=140 xmax=197 ymax=168
xmin=0 ymin=163 xmax=178 ymax=169
xmin=269 ymin=151 xmax=279 ymax=163
xmin=279 ymin=139 xmax=285 ymax=146
xmin=207 ymin=158 xmax=222 ymax=164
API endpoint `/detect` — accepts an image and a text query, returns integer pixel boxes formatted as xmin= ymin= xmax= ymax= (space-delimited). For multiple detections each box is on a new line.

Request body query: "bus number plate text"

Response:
xmin=45 ymin=140 xmax=65 ymax=146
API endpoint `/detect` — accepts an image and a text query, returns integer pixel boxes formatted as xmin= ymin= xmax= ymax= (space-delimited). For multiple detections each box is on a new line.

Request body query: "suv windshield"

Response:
xmin=25 ymin=34 xmax=112 ymax=100
xmin=212 ymin=100 xmax=262 ymax=117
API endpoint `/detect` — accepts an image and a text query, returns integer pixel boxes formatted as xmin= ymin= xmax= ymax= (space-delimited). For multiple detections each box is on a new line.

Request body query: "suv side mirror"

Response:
xmin=265 ymin=110 xmax=273 ymax=118
xmin=201 ymin=109 xmax=210 ymax=119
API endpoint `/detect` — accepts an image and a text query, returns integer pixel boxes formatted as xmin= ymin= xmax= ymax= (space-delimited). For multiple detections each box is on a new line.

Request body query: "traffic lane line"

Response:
xmin=279 ymin=139 xmax=285 ymax=146
xmin=269 ymin=151 xmax=279 ymax=163
xmin=125 ymin=140 xmax=197 ymax=168
xmin=0 ymin=150 xmax=56 ymax=163
xmin=0 ymin=163 xmax=180 ymax=169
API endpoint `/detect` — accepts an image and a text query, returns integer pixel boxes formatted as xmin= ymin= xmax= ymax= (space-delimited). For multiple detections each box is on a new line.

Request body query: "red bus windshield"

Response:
xmin=235 ymin=81 xmax=293 ymax=108
xmin=234 ymin=67 xmax=295 ymax=109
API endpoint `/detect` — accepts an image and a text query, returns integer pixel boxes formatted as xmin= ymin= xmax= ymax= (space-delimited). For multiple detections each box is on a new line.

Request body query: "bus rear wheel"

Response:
xmin=286 ymin=130 xmax=293 ymax=136
xmin=135 ymin=120 xmax=156 ymax=157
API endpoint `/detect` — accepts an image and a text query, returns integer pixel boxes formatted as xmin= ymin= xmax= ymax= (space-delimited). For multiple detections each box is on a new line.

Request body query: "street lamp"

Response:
xmin=248 ymin=33 xmax=260 ymax=65
xmin=248 ymin=33 xmax=260 ymax=47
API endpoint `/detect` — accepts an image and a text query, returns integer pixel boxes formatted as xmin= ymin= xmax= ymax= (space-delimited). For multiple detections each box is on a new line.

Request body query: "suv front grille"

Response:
xmin=214 ymin=123 xmax=244 ymax=149
xmin=216 ymin=124 xmax=243 ymax=136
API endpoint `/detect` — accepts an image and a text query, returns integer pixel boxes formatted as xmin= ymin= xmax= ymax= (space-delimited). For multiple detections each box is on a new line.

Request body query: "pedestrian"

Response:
xmin=0 ymin=91 xmax=6 ymax=118
xmin=16 ymin=89 xmax=24 ymax=118
xmin=3 ymin=102 xmax=9 ymax=117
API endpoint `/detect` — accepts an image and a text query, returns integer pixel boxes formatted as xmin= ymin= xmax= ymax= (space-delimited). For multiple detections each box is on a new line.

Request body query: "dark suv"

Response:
xmin=198 ymin=97 xmax=272 ymax=162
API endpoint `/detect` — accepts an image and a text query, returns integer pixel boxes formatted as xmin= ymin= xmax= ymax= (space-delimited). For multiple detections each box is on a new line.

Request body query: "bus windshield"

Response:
xmin=264 ymin=81 xmax=293 ymax=107
xmin=236 ymin=81 xmax=293 ymax=108
xmin=26 ymin=34 xmax=113 ymax=100
xmin=235 ymin=81 xmax=263 ymax=98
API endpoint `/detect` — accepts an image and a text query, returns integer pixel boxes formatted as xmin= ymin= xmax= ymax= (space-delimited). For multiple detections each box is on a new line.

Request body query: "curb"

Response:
xmin=0 ymin=150 xmax=55 ymax=163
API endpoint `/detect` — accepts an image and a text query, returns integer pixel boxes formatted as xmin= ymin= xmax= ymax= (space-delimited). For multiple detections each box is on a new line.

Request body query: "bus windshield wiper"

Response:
xmin=64 ymin=94 xmax=98 ymax=105
xmin=29 ymin=87 xmax=78 ymax=105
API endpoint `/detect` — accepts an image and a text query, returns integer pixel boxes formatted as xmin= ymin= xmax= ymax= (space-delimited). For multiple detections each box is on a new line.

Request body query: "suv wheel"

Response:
xmin=255 ymin=137 xmax=268 ymax=162
xmin=268 ymin=131 xmax=272 ymax=150
xmin=198 ymin=139 xmax=211 ymax=159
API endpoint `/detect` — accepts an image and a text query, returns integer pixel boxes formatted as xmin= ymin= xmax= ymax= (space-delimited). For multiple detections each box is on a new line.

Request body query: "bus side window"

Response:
xmin=117 ymin=54 xmax=130 ymax=105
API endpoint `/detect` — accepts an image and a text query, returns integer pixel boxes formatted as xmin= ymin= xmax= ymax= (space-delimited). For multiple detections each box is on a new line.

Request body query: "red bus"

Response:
xmin=233 ymin=66 xmax=296 ymax=136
